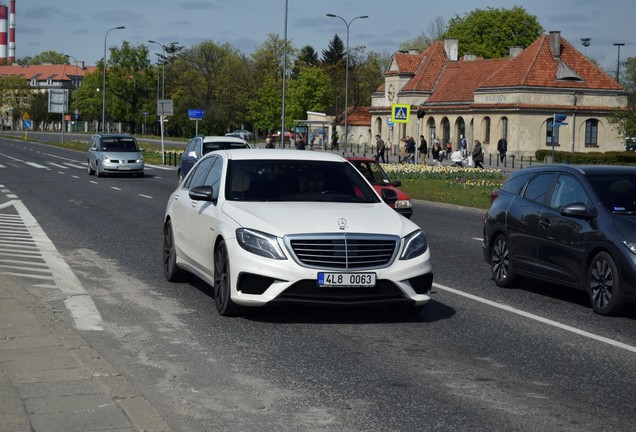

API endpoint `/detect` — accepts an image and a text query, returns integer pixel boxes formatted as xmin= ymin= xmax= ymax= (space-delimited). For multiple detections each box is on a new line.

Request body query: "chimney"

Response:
xmin=0 ymin=5 xmax=7 ymax=65
xmin=549 ymin=31 xmax=561 ymax=58
xmin=509 ymin=46 xmax=523 ymax=59
xmin=444 ymin=38 xmax=458 ymax=62
xmin=8 ymin=0 xmax=15 ymax=64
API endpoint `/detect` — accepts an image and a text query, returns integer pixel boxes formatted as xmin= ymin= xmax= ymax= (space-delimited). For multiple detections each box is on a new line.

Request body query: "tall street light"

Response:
xmin=613 ymin=42 xmax=625 ymax=83
xmin=148 ymin=40 xmax=177 ymax=99
xmin=326 ymin=13 xmax=368 ymax=154
xmin=66 ymin=54 xmax=80 ymax=131
xmin=102 ymin=26 xmax=125 ymax=133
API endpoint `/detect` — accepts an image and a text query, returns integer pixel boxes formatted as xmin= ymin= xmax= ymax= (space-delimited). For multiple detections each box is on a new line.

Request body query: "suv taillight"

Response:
xmin=489 ymin=190 xmax=500 ymax=205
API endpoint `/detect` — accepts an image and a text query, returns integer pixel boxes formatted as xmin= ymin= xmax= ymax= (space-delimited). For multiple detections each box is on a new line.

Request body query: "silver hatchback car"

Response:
xmin=87 ymin=133 xmax=145 ymax=177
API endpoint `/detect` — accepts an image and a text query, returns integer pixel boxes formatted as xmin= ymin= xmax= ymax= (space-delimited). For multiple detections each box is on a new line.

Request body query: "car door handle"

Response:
xmin=539 ymin=218 xmax=551 ymax=229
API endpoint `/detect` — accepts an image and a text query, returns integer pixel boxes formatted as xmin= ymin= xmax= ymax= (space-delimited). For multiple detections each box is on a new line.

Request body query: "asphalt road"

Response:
xmin=1 ymin=135 xmax=635 ymax=431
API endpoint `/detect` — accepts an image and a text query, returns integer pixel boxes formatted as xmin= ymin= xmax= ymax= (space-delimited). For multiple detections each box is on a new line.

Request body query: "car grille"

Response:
xmin=286 ymin=234 xmax=399 ymax=270
xmin=274 ymin=279 xmax=405 ymax=303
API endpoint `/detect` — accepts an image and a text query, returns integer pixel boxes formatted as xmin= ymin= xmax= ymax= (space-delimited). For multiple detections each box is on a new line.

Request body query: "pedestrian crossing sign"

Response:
xmin=391 ymin=104 xmax=410 ymax=123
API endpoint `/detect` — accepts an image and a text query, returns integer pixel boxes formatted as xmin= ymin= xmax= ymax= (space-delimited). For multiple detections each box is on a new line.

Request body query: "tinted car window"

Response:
xmin=501 ymin=172 xmax=534 ymax=195
xmin=549 ymin=175 xmax=589 ymax=209
xmin=202 ymin=141 xmax=248 ymax=155
xmin=588 ymin=174 xmax=636 ymax=213
xmin=523 ymin=173 xmax=554 ymax=204
xmin=184 ymin=158 xmax=214 ymax=189
xmin=203 ymin=156 xmax=223 ymax=198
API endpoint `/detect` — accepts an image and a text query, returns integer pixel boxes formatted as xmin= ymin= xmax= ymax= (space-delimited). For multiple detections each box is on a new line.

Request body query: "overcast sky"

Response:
xmin=14 ymin=0 xmax=634 ymax=72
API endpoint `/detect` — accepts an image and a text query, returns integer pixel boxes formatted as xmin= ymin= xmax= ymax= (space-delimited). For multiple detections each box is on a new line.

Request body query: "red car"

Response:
xmin=346 ymin=157 xmax=413 ymax=218
xmin=271 ymin=130 xmax=295 ymax=140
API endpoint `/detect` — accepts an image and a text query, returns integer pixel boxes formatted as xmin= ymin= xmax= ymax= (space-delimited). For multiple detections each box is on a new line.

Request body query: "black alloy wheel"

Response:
xmin=213 ymin=240 xmax=242 ymax=317
xmin=491 ymin=234 xmax=519 ymax=287
xmin=588 ymin=251 xmax=623 ymax=316
xmin=163 ymin=221 xmax=186 ymax=282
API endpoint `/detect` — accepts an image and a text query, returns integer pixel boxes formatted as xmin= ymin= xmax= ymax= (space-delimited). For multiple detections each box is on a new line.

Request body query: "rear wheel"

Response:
xmin=588 ymin=251 xmax=623 ymax=316
xmin=163 ymin=221 xmax=186 ymax=282
xmin=490 ymin=234 xmax=520 ymax=287
xmin=213 ymin=240 xmax=243 ymax=317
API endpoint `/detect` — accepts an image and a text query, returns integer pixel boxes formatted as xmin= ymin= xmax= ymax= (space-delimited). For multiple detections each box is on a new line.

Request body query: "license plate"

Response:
xmin=318 ymin=272 xmax=376 ymax=287
xmin=118 ymin=166 xmax=131 ymax=170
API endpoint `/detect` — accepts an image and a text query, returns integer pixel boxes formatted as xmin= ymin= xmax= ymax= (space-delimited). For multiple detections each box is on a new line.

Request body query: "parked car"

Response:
xmin=346 ymin=156 xmax=413 ymax=218
xmin=87 ymin=133 xmax=144 ymax=177
xmin=164 ymin=149 xmax=433 ymax=317
xmin=483 ymin=164 xmax=636 ymax=315
xmin=178 ymin=135 xmax=249 ymax=181
xmin=226 ymin=129 xmax=253 ymax=140
xmin=271 ymin=130 xmax=295 ymax=141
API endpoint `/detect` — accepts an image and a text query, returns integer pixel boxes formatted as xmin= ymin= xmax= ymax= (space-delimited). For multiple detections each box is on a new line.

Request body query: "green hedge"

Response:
xmin=535 ymin=149 xmax=636 ymax=165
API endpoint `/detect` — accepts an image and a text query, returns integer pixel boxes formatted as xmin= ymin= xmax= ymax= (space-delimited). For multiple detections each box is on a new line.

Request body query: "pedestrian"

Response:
xmin=406 ymin=136 xmax=416 ymax=163
xmin=418 ymin=135 xmax=428 ymax=159
xmin=265 ymin=135 xmax=274 ymax=149
xmin=375 ymin=134 xmax=386 ymax=163
xmin=460 ymin=134 xmax=468 ymax=157
xmin=331 ymin=130 xmax=339 ymax=151
xmin=445 ymin=142 xmax=452 ymax=160
xmin=472 ymin=139 xmax=484 ymax=169
xmin=309 ymin=131 xmax=315 ymax=150
xmin=432 ymin=141 xmax=441 ymax=162
xmin=497 ymin=136 xmax=508 ymax=163
xmin=296 ymin=132 xmax=306 ymax=150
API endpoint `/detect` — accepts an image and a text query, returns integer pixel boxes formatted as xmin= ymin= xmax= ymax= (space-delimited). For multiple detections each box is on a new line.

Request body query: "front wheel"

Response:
xmin=87 ymin=160 xmax=95 ymax=175
xmin=163 ymin=221 xmax=186 ymax=282
xmin=213 ymin=241 xmax=243 ymax=317
xmin=588 ymin=251 xmax=623 ymax=316
xmin=490 ymin=234 xmax=520 ymax=287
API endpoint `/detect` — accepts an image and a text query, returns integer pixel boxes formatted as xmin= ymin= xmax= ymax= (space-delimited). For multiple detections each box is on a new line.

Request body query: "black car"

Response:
xmin=482 ymin=164 xmax=636 ymax=315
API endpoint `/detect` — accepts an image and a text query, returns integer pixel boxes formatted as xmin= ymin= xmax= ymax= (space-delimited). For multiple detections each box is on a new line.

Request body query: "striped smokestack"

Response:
xmin=8 ymin=0 xmax=15 ymax=63
xmin=0 ymin=5 xmax=7 ymax=65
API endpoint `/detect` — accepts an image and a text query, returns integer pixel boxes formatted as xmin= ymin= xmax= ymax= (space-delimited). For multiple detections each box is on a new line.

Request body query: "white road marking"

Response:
xmin=24 ymin=162 xmax=50 ymax=169
xmin=111 ymin=187 xmax=122 ymax=191
xmin=64 ymin=163 xmax=88 ymax=169
xmin=139 ymin=194 xmax=153 ymax=199
xmin=0 ymin=200 xmax=103 ymax=331
xmin=433 ymin=282 xmax=636 ymax=353
xmin=48 ymin=162 xmax=69 ymax=169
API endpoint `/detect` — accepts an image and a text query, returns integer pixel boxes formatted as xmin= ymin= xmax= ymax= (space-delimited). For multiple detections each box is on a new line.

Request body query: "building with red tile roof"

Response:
xmin=0 ymin=63 xmax=96 ymax=90
xmin=367 ymin=31 xmax=628 ymax=159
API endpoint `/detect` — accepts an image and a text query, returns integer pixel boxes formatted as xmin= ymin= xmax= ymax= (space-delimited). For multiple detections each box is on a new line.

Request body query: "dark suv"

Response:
xmin=483 ymin=164 xmax=636 ymax=315
xmin=87 ymin=133 xmax=144 ymax=177
xmin=178 ymin=135 xmax=249 ymax=181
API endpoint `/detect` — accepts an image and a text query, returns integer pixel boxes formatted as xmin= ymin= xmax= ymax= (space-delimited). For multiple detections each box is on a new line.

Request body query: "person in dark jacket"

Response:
xmin=472 ymin=140 xmax=484 ymax=169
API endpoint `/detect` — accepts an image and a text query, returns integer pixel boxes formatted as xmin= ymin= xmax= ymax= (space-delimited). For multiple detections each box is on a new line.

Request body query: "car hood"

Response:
xmin=222 ymin=201 xmax=415 ymax=237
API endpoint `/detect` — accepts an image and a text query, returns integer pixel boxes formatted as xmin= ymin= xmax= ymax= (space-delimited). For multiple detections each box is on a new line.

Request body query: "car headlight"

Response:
xmin=400 ymin=229 xmax=428 ymax=260
xmin=236 ymin=228 xmax=287 ymax=260
xmin=394 ymin=199 xmax=412 ymax=209
xmin=136 ymin=155 xmax=144 ymax=163
xmin=99 ymin=155 xmax=110 ymax=162
xmin=624 ymin=241 xmax=636 ymax=255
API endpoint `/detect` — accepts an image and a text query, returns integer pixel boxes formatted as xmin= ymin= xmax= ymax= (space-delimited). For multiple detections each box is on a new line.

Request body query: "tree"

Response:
xmin=106 ymin=42 xmax=156 ymax=134
xmin=286 ymin=66 xmax=333 ymax=121
xmin=293 ymin=45 xmax=320 ymax=77
xmin=609 ymin=56 xmax=636 ymax=142
xmin=29 ymin=50 xmax=71 ymax=65
xmin=0 ymin=75 xmax=32 ymax=126
xmin=444 ymin=6 xmax=543 ymax=59
xmin=321 ymin=35 xmax=345 ymax=65
xmin=399 ymin=16 xmax=447 ymax=52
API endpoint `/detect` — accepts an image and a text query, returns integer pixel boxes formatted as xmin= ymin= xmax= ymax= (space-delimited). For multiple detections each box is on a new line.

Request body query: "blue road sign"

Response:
xmin=23 ymin=119 xmax=32 ymax=129
xmin=188 ymin=108 xmax=204 ymax=119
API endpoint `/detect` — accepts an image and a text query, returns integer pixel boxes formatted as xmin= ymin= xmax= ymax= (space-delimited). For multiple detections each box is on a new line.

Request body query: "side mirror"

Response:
xmin=189 ymin=185 xmax=216 ymax=203
xmin=391 ymin=180 xmax=402 ymax=187
xmin=188 ymin=151 xmax=197 ymax=158
xmin=380 ymin=188 xmax=398 ymax=205
xmin=561 ymin=202 xmax=593 ymax=219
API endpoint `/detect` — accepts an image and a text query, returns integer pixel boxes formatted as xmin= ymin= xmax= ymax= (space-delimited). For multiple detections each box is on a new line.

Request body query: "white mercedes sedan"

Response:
xmin=163 ymin=149 xmax=433 ymax=317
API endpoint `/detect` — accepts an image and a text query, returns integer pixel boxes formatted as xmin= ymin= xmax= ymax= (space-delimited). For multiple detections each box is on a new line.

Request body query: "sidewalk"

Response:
xmin=0 ymin=275 xmax=172 ymax=432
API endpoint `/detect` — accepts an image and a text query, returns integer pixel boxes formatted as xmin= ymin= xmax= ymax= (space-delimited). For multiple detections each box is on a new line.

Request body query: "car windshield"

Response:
xmin=226 ymin=160 xmax=380 ymax=203
xmin=202 ymin=141 xmax=247 ymax=155
xmin=100 ymin=137 xmax=138 ymax=152
xmin=588 ymin=173 xmax=636 ymax=214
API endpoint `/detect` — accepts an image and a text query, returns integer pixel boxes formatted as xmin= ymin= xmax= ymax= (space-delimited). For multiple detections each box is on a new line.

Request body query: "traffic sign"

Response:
xmin=23 ymin=119 xmax=32 ymax=128
xmin=391 ymin=104 xmax=410 ymax=123
xmin=188 ymin=108 xmax=204 ymax=120
xmin=23 ymin=112 xmax=29 ymax=119
xmin=554 ymin=113 xmax=568 ymax=127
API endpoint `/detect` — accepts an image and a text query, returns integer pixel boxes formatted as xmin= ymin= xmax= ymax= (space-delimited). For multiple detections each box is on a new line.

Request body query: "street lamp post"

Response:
xmin=102 ymin=26 xmax=125 ymax=133
xmin=613 ymin=42 xmax=625 ymax=83
xmin=326 ymin=13 xmax=368 ymax=154
xmin=580 ymin=38 xmax=591 ymax=56
xmin=66 ymin=54 xmax=80 ymax=131
xmin=148 ymin=40 xmax=177 ymax=99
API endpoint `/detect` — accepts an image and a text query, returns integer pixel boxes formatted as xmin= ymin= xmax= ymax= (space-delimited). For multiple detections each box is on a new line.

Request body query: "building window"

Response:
xmin=546 ymin=118 xmax=560 ymax=146
xmin=30 ymin=78 xmax=37 ymax=86
xmin=502 ymin=117 xmax=508 ymax=140
xmin=585 ymin=119 xmax=599 ymax=147
xmin=484 ymin=117 xmax=491 ymax=144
